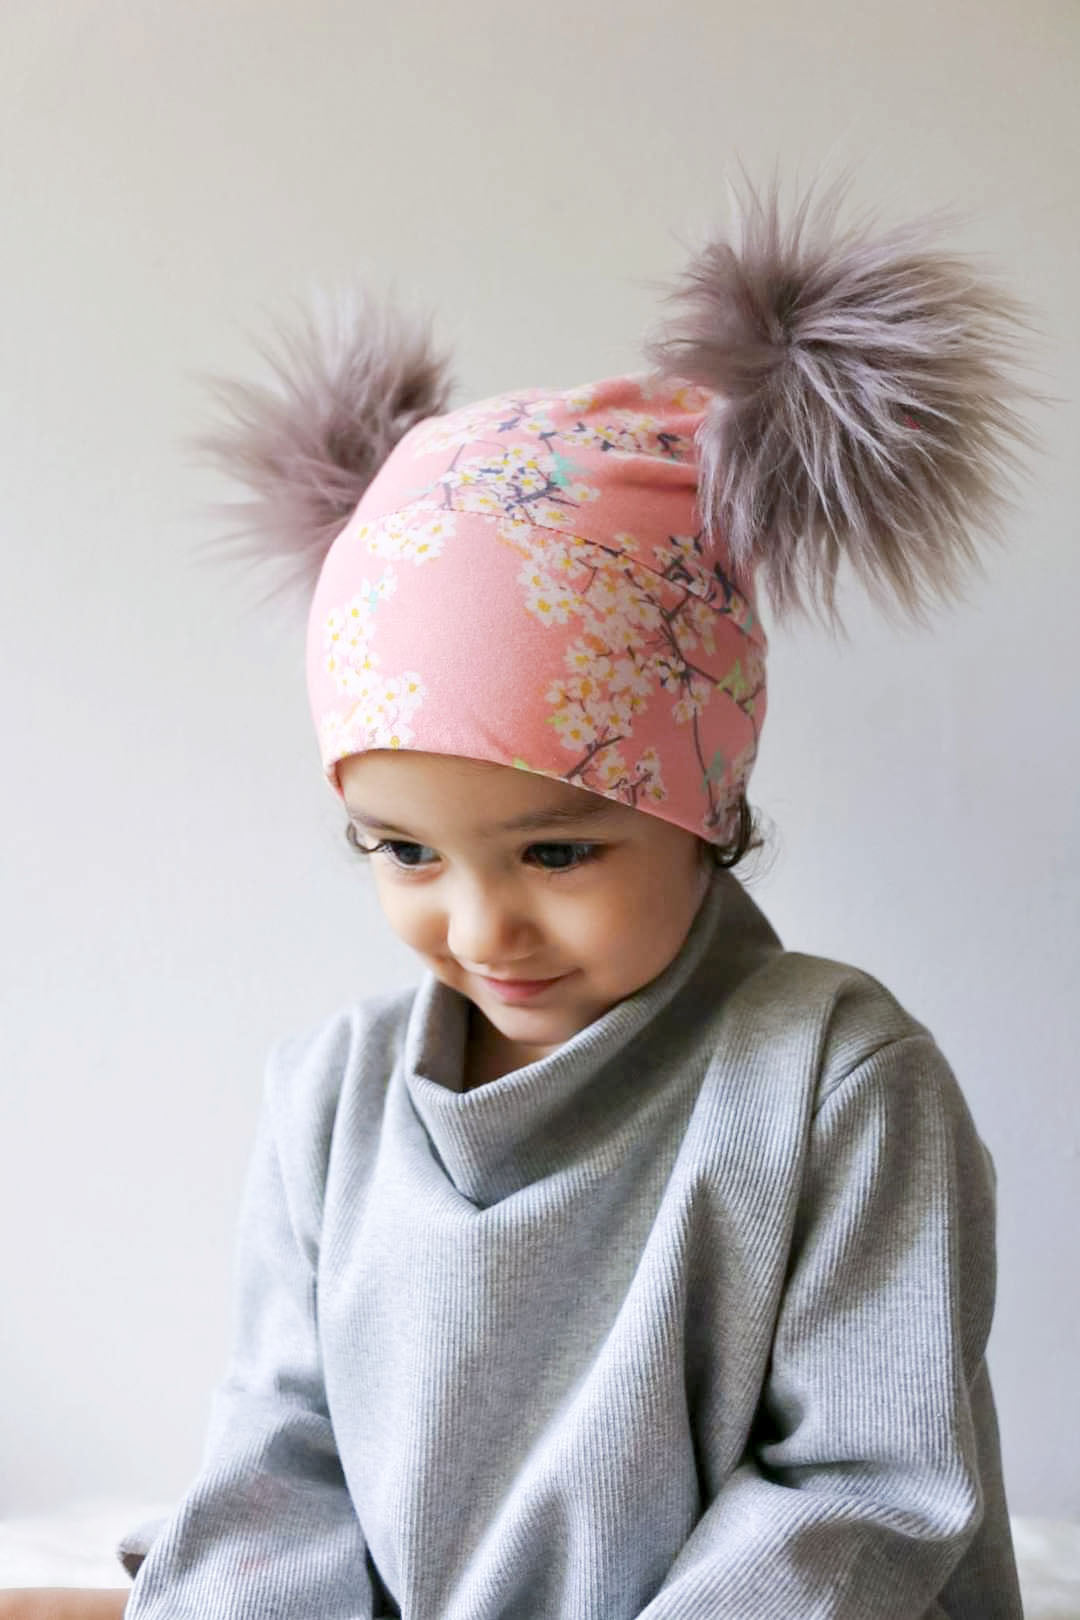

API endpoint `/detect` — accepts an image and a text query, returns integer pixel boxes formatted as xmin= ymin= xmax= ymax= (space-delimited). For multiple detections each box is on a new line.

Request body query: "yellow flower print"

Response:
xmin=624 ymin=596 xmax=663 ymax=632
xmin=673 ymin=689 xmax=711 ymax=725
xmin=596 ymin=751 xmax=629 ymax=789
xmin=609 ymin=657 xmax=652 ymax=699
xmin=638 ymin=749 xmax=667 ymax=797
xmin=528 ymin=500 xmax=573 ymax=530
xmin=564 ymin=639 xmax=600 ymax=674
xmin=526 ymin=589 xmax=572 ymax=626
xmin=550 ymin=708 xmax=598 ymax=751
xmin=358 ymin=509 xmax=451 ymax=564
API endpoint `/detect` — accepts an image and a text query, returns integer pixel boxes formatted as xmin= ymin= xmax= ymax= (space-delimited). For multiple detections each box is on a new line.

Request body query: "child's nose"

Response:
xmin=445 ymin=883 xmax=534 ymax=970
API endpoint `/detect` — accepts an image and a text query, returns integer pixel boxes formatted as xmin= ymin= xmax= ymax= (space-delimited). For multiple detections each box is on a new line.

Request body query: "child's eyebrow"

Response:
xmin=347 ymin=800 xmax=617 ymax=838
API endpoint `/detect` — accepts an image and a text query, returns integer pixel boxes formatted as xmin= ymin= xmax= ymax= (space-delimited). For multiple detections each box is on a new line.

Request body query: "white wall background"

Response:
xmin=2 ymin=0 xmax=1076 ymax=1522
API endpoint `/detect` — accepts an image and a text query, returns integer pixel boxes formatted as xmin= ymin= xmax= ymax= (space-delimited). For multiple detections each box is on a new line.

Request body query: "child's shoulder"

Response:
xmin=731 ymin=941 xmax=940 ymax=1099
xmin=268 ymin=982 xmax=419 ymax=1071
xmin=261 ymin=983 xmax=419 ymax=1137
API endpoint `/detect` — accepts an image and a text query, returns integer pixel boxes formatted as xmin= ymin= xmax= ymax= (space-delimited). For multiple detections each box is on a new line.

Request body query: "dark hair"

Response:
xmin=345 ymin=792 xmax=766 ymax=874
xmin=698 ymin=794 xmax=764 ymax=871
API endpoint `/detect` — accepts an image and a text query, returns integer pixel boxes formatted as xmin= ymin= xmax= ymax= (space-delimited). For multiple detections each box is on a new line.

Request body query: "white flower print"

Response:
xmin=363 ymin=509 xmax=455 ymax=564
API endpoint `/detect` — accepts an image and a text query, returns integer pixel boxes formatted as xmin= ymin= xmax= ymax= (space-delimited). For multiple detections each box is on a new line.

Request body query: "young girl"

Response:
xmin=5 ymin=175 xmax=1039 ymax=1620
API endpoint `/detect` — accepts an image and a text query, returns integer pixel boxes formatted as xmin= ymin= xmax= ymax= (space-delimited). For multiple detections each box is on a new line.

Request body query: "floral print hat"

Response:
xmin=197 ymin=173 xmax=1038 ymax=846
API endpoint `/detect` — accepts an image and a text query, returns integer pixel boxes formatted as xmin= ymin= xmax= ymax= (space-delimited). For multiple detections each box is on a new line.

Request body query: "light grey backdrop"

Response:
xmin=2 ymin=0 xmax=1076 ymax=1519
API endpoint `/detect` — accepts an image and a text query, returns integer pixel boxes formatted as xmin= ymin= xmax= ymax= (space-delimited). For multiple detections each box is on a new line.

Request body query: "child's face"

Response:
xmin=339 ymin=749 xmax=712 ymax=1065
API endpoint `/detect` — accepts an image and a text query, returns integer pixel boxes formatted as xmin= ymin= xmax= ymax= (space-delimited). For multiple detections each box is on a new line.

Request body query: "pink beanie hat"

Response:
xmin=199 ymin=176 xmax=1037 ymax=845
xmin=308 ymin=373 xmax=763 ymax=844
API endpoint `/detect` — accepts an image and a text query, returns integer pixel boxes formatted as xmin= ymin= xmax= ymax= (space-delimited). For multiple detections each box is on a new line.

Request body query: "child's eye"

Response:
xmin=367 ymin=839 xmax=438 ymax=869
xmin=526 ymin=842 xmax=601 ymax=873
xmin=359 ymin=838 xmax=602 ymax=874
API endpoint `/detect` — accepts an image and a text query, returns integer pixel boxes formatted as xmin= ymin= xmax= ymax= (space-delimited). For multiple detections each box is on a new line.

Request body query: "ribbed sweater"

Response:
xmin=119 ymin=868 xmax=1023 ymax=1619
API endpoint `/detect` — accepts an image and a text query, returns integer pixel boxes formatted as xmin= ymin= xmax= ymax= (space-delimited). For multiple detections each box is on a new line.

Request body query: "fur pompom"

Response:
xmin=646 ymin=170 xmax=1041 ymax=625
xmin=191 ymin=290 xmax=453 ymax=603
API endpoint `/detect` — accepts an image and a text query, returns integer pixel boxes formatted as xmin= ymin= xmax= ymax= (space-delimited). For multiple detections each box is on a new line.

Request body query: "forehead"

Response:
xmin=339 ymin=749 xmax=628 ymax=834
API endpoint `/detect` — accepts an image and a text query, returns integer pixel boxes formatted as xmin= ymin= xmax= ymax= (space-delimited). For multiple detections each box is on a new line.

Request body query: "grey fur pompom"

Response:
xmin=191 ymin=291 xmax=453 ymax=603
xmin=646 ymin=171 xmax=1041 ymax=625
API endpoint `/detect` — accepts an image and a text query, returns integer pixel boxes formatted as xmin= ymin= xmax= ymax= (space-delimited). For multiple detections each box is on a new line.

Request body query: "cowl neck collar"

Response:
xmin=400 ymin=867 xmax=781 ymax=1205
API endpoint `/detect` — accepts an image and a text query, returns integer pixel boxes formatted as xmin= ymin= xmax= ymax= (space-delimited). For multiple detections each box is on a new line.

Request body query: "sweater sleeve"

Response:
xmin=636 ymin=1032 xmax=1022 ymax=1620
xmin=122 ymin=1036 xmax=382 ymax=1620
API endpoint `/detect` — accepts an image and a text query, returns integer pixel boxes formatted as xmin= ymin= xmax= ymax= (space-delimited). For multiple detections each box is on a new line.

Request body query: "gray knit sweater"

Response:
xmin=119 ymin=869 xmax=1023 ymax=1619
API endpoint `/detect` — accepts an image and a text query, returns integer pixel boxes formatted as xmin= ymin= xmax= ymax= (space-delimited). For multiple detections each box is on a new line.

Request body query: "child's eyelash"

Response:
xmin=347 ymin=830 xmax=603 ymax=875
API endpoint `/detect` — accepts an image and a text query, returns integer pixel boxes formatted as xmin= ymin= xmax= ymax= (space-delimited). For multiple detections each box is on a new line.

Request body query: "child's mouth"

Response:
xmin=478 ymin=972 xmax=572 ymax=1002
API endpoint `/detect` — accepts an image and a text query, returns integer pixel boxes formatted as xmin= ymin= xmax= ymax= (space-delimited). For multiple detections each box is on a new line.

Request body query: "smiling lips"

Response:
xmin=470 ymin=963 xmax=565 ymax=982
xmin=478 ymin=972 xmax=570 ymax=1002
